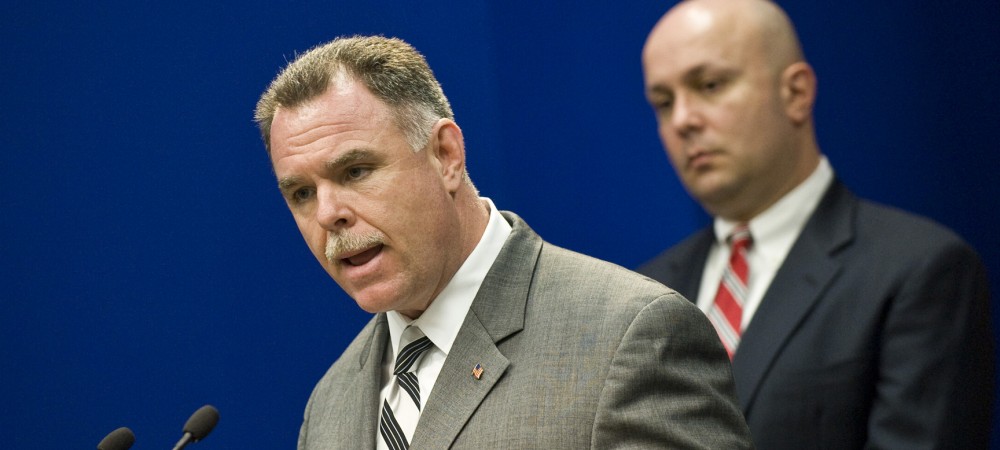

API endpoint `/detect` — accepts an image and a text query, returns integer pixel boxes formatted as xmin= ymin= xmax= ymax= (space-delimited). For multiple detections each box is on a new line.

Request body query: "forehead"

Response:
xmin=268 ymin=78 xmax=394 ymax=158
xmin=643 ymin=6 xmax=757 ymax=82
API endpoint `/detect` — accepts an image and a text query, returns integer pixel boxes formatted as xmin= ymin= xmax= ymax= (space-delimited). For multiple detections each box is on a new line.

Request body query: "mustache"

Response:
xmin=325 ymin=231 xmax=386 ymax=263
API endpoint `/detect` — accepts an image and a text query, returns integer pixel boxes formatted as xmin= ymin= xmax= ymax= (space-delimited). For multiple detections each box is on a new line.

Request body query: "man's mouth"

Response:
xmin=687 ymin=148 xmax=717 ymax=169
xmin=325 ymin=231 xmax=386 ymax=265
xmin=339 ymin=244 xmax=383 ymax=267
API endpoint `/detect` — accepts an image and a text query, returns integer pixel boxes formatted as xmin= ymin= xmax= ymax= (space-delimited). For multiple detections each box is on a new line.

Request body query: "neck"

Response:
xmin=718 ymin=146 xmax=821 ymax=222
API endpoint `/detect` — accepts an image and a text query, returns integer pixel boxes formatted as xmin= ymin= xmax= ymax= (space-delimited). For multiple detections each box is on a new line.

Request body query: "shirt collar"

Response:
xmin=386 ymin=197 xmax=512 ymax=357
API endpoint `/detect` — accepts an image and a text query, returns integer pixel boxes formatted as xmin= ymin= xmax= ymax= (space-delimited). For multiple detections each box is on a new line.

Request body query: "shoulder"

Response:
xmin=534 ymin=242 xmax=700 ymax=319
xmin=856 ymin=199 xmax=963 ymax=241
xmin=499 ymin=211 xmax=707 ymax=331
xmin=804 ymin=189 xmax=990 ymax=319
xmin=538 ymin=242 xmax=669 ymax=292
xmin=812 ymin=181 xmax=975 ymax=258
xmin=850 ymin=198 xmax=981 ymax=265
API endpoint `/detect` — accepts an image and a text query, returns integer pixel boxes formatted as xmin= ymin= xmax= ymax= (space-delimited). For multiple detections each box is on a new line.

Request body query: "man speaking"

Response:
xmin=254 ymin=35 xmax=752 ymax=449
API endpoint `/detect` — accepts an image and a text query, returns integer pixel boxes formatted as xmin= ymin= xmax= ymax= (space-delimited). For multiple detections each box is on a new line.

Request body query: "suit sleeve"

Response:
xmin=867 ymin=240 xmax=994 ymax=448
xmin=592 ymin=292 xmax=754 ymax=449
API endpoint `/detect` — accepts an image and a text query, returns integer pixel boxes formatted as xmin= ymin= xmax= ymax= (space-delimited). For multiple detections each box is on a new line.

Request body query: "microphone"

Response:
xmin=171 ymin=404 xmax=220 ymax=450
xmin=97 ymin=426 xmax=135 ymax=450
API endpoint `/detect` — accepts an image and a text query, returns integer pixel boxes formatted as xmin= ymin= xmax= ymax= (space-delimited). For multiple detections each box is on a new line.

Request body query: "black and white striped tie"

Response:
xmin=380 ymin=327 xmax=433 ymax=450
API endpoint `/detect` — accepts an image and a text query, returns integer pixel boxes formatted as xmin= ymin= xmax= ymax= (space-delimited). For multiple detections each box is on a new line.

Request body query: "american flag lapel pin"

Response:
xmin=472 ymin=363 xmax=484 ymax=380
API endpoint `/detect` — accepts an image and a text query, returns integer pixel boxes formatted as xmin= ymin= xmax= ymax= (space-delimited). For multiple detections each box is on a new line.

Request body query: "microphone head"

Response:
xmin=183 ymin=405 xmax=220 ymax=441
xmin=97 ymin=427 xmax=135 ymax=450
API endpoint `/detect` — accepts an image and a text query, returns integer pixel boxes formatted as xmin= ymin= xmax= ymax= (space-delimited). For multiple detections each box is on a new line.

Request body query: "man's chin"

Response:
xmin=686 ymin=184 xmax=723 ymax=206
xmin=348 ymin=290 xmax=400 ymax=315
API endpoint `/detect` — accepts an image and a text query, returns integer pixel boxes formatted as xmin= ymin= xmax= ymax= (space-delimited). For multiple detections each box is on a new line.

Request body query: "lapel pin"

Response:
xmin=472 ymin=363 xmax=484 ymax=380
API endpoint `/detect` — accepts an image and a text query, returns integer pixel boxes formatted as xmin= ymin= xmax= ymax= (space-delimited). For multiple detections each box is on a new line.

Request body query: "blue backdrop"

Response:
xmin=3 ymin=1 xmax=998 ymax=448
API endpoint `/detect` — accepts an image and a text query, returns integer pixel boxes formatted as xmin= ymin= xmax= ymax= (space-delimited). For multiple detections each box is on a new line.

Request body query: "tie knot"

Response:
xmin=394 ymin=328 xmax=433 ymax=375
xmin=728 ymin=225 xmax=752 ymax=251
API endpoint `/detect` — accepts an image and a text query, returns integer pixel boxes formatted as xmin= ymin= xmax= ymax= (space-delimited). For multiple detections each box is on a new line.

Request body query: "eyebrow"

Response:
xmin=277 ymin=175 xmax=303 ymax=192
xmin=276 ymin=148 xmax=376 ymax=192
xmin=324 ymin=148 xmax=372 ymax=172
xmin=682 ymin=64 xmax=711 ymax=82
xmin=647 ymin=63 xmax=737 ymax=97
xmin=647 ymin=84 xmax=673 ymax=97
xmin=646 ymin=65 xmax=711 ymax=97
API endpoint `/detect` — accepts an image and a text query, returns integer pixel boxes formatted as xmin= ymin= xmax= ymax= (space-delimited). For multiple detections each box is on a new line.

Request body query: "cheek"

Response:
xmin=726 ymin=112 xmax=778 ymax=159
xmin=707 ymin=101 xmax=743 ymax=133
xmin=722 ymin=91 xmax=781 ymax=138
xmin=659 ymin=130 xmax=686 ymax=166
xmin=657 ymin=123 xmax=677 ymax=149
xmin=292 ymin=215 xmax=325 ymax=251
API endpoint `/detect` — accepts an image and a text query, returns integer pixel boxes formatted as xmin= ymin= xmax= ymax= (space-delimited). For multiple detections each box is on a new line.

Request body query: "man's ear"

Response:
xmin=428 ymin=118 xmax=466 ymax=193
xmin=781 ymin=61 xmax=817 ymax=125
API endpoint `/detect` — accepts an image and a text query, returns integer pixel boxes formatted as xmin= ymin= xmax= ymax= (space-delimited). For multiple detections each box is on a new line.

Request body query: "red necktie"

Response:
xmin=708 ymin=225 xmax=752 ymax=359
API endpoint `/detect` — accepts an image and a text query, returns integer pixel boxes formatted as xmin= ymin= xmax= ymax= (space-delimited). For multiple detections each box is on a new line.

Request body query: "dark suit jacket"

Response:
xmin=639 ymin=180 xmax=994 ymax=449
xmin=298 ymin=212 xmax=753 ymax=449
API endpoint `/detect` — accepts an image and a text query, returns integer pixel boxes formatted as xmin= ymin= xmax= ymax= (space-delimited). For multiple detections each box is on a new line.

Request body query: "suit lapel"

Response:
xmin=306 ymin=315 xmax=388 ymax=448
xmin=731 ymin=181 xmax=856 ymax=413
xmin=410 ymin=211 xmax=539 ymax=447
xmin=356 ymin=315 xmax=389 ymax=449
xmin=410 ymin=312 xmax=511 ymax=447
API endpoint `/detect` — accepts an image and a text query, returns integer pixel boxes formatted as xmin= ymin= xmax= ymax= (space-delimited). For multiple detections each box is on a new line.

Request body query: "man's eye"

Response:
xmin=650 ymin=97 xmax=673 ymax=112
xmin=346 ymin=166 xmax=371 ymax=180
xmin=292 ymin=187 xmax=315 ymax=203
xmin=702 ymin=79 xmax=724 ymax=92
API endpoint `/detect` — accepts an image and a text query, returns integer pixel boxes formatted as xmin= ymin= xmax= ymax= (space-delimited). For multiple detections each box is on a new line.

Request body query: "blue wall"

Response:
xmin=3 ymin=1 xmax=998 ymax=448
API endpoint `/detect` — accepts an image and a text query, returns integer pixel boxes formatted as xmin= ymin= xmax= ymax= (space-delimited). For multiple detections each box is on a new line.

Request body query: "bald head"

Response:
xmin=642 ymin=0 xmax=820 ymax=221
xmin=645 ymin=0 xmax=804 ymax=78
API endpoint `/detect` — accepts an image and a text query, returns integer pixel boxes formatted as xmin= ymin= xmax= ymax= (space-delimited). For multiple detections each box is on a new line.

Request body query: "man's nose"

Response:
xmin=670 ymin=94 xmax=704 ymax=136
xmin=315 ymin=187 xmax=354 ymax=231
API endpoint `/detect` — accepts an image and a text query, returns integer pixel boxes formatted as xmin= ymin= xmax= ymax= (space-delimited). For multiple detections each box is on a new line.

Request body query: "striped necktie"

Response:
xmin=707 ymin=225 xmax=752 ymax=359
xmin=379 ymin=327 xmax=433 ymax=450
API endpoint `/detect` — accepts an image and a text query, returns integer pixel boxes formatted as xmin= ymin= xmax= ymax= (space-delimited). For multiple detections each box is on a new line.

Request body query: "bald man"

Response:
xmin=639 ymin=0 xmax=994 ymax=448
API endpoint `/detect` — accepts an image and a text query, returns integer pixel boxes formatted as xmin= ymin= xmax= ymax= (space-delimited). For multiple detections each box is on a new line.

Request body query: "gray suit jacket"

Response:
xmin=299 ymin=212 xmax=753 ymax=449
xmin=639 ymin=181 xmax=994 ymax=449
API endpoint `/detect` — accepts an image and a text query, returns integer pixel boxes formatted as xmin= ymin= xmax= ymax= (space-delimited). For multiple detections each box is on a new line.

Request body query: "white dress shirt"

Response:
xmin=696 ymin=157 xmax=834 ymax=331
xmin=376 ymin=197 xmax=511 ymax=449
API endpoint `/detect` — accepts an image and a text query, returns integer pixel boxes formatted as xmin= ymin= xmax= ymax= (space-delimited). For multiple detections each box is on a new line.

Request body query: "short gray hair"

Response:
xmin=254 ymin=35 xmax=454 ymax=154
